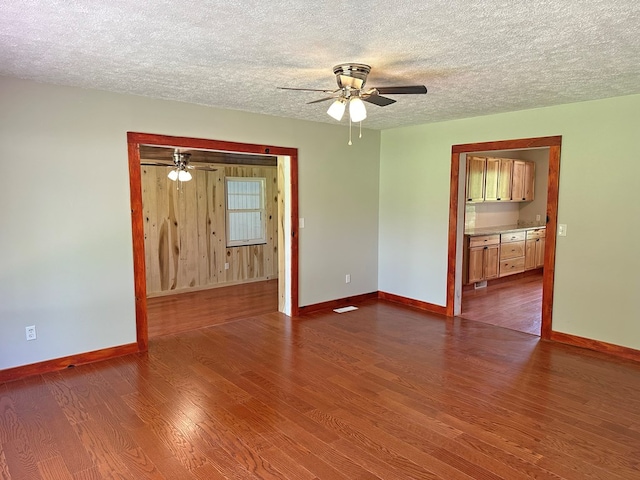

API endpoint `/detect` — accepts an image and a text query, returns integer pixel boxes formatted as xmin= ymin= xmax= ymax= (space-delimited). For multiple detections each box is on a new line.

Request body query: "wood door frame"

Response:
xmin=127 ymin=132 xmax=299 ymax=352
xmin=446 ymin=136 xmax=562 ymax=339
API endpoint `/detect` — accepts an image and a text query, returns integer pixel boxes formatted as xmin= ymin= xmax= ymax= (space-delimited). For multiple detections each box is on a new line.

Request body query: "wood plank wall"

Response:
xmin=141 ymin=164 xmax=278 ymax=296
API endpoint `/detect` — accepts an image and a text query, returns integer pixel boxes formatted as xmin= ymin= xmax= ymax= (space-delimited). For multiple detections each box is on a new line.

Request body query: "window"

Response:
xmin=225 ymin=177 xmax=267 ymax=247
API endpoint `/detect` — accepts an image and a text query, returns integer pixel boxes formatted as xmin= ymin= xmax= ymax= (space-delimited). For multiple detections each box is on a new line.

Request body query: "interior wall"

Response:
xmin=141 ymin=164 xmax=278 ymax=296
xmin=0 ymin=75 xmax=381 ymax=371
xmin=379 ymin=93 xmax=640 ymax=350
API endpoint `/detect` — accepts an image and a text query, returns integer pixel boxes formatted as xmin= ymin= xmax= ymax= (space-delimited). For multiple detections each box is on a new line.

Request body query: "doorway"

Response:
xmin=445 ymin=136 xmax=561 ymax=340
xmin=460 ymin=147 xmax=548 ymax=335
xmin=127 ymin=132 xmax=299 ymax=352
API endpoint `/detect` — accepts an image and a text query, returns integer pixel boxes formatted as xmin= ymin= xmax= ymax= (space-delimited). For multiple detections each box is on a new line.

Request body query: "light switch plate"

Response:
xmin=558 ymin=224 xmax=567 ymax=236
xmin=299 ymin=218 xmax=305 ymax=228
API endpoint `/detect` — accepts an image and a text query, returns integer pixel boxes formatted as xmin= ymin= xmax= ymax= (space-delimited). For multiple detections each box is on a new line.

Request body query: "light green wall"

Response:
xmin=0 ymin=76 xmax=380 ymax=370
xmin=379 ymin=94 xmax=640 ymax=349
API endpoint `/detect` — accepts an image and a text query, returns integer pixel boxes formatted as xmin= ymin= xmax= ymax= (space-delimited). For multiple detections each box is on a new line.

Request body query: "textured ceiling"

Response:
xmin=1 ymin=1 xmax=639 ymax=130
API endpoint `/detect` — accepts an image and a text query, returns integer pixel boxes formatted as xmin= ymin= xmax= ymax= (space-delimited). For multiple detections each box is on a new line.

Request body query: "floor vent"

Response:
xmin=334 ymin=306 xmax=358 ymax=313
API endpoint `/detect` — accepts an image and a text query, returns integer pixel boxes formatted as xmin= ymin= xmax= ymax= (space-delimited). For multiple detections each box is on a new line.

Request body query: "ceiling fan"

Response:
xmin=141 ymin=148 xmax=217 ymax=182
xmin=279 ymin=63 xmax=427 ymax=142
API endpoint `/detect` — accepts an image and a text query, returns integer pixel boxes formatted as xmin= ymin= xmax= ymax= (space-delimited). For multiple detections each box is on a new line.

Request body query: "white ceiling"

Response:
xmin=1 ymin=1 xmax=638 ymax=130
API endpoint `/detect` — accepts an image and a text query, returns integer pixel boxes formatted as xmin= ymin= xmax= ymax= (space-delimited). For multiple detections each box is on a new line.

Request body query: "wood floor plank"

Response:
xmin=2 ymin=297 xmax=640 ymax=479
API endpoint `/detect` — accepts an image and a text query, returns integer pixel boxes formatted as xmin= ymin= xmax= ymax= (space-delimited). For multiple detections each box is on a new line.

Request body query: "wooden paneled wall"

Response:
xmin=141 ymin=164 xmax=278 ymax=296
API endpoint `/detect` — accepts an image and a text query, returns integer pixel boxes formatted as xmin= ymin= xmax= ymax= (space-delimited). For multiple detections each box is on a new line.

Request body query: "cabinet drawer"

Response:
xmin=499 ymin=257 xmax=525 ymax=276
xmin=499 ymin=240 xmax=525 ymax=260
xmin=469 ymin=234 xmax=500 ymax=248
xmin=501 ymin=231 xmax=526 ymax=243
xmin=526 ymin=228 xmax=546 ymax=239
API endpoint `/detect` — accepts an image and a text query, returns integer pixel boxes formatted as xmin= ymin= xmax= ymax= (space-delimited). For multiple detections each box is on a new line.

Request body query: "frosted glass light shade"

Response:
xmin=327 ymin=99 xmax=346 ymax=121
xmin=168 ymin=169 xmax=179 ymax=181
xmin=178 ymin=170 xmax=192 ymax=182
xmin=349 ymin=97 xmax=367 ymax=122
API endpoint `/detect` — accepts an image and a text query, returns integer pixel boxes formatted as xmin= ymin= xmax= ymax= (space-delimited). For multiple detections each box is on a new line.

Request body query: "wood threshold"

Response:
xmin=0 ymin=343 xmax=139 ymax=383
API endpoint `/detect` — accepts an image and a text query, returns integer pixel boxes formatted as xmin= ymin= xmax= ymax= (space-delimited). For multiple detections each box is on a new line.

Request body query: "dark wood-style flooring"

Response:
xmin=461 ymin=271 xmax=543 ymax=335
xmin=147 ymin=280 xmax=278 ymax=337
xmin=3 ymin=299 xmax=640 ymax=479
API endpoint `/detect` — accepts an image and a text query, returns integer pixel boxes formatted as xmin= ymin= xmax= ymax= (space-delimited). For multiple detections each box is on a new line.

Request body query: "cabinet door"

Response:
xmin=497 ymin=159 xmax=513 ymax=200
xmin=484 ymin=158 xmax=500 ymax=201
xmin=468 ymin=247 xmax=485 ymax=283
xmin=512 ymin=161 xmax=525 ymax=201
xmin=525 ymin=239 xmax=537 ymax=270
xmin=512 ymin=160 xmax=535 ymax=202
xmin=523 ymin=161 xmax=535 ymax=201
xmin=535 ymin=237 xmax=545 ymax=268
xmin=466 ymin=156 xmax=486 ymax=202
xmin=485 ymin=158 xmax=513 ymax=201
xmin=484 ymin=244 xmax=500 ymax=279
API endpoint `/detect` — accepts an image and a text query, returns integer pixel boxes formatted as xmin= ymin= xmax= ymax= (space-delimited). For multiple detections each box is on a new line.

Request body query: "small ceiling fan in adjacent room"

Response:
xmin=140 ymin=148 xmax=217 ymax=182
xmin=279 ymin=63 xmax=428 ymax=144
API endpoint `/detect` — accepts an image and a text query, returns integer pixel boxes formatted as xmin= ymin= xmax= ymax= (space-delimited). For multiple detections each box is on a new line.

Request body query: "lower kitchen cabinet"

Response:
xmin=499 ymin=231 xmax=526 ymax=277
xmin=465 ymin=234 xmax=500 ymax=284
xmin=525 ymin=228 xmax=546 ymax=269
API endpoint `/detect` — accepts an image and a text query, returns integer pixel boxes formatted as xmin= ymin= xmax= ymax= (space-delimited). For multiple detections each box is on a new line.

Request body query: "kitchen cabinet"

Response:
xmin=465 ymin=234 xmax=500 ymax=284
xmin=466 ymin=156 xmax=534 ymax=203
xmin=484 ymin=157 xmax=513 ymax=201
xmin=466 ymin=156 xmax=486 ymax=202
xmin=511 ymin=160 xmax=535 ymax=202
xmin=525 ymin=228 xmax=546 ymax=270
xmin=499 ymin=231 xmax=526 ymax=277
xmin=465 ymin=227 xmax=545 ymax=285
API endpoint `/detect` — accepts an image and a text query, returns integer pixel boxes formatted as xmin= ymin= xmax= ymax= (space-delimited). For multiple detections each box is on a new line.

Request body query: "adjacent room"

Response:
xmin=1 ymin=1 xmax=639 ymax=479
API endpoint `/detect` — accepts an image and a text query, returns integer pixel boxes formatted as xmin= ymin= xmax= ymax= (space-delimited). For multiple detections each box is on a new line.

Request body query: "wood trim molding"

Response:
xmin=447 ymin=135 xmax=562 ymax=339
xmin=378 ymin=291 xmax=448 ymax=316
xmin=298 ymin=292 xmax=378 ymax=315
xmin=551 ymin=332 xmax=640 ymax=363
xmin=0 ymin=343 xmax=139 ymax=384
xmin=451 ymin=136 xmax=562 ymax=154
xmin=126 ymin=132 xmax=300 ymax=343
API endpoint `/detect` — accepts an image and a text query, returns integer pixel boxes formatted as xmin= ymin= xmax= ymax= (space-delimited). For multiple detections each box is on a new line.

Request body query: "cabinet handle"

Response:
xmin=497 ymin=197 xmax=501 ymax=200
xmin=484 ymin=246 xmax=488 ymax=250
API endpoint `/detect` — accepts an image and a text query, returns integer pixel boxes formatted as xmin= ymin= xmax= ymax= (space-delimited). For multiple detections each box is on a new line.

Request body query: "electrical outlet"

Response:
xmin=345 ymin=274 xmax=351 ymax=284
xmin=224 ymin=263 xmax=229 ymax=270
xmin=26 ymin=325 xmax=36 ymax=341
xmin=536 ymin=214 xmax=541 ymax=221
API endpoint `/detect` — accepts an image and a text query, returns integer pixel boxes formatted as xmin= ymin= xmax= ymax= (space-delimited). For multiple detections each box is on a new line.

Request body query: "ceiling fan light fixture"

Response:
xmin=168 ymin=169 xmax=179 ymax=181
xmin=327 ymin=98 xmax=346 ymax=121
xmin=178 ymin=169 xmax=192 ymax=182
xmin=349 ymin=97 xmax=367 ymax=123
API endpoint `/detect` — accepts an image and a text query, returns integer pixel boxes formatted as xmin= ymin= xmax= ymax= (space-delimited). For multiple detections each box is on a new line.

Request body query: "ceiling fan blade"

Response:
xmin=363 ymin=94 xmax=396 ymax=107
xmin=373 ymin=85 xmax=428 ymax=95
xmin=278 ymin=87 xmax=337 ymax=93
xmin=141 ymin=160 xmax=174 ymax=167
xmin=307 ymin=96 xmax=337 ymax=104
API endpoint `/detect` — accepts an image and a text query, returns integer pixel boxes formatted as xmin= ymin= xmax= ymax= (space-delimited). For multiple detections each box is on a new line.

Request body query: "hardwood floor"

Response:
xmin=147 ymin=280 xmax=278 ymax=337
xmin=3 ymin=301 xmax=640 ymax=479
xmin=461 ymin=271 xmax=543 ymax=335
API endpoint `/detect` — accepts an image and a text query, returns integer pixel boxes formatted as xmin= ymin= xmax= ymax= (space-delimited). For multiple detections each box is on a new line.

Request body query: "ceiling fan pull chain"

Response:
xmin=348 ymin=115 xmax=353 ymax=145
xmin=359 ymin=121 xmax=362 ymax=139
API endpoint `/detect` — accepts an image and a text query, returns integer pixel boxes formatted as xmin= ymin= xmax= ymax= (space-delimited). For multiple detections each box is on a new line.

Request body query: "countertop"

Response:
xmin=464 ymin=223 xmax=546 ymax=237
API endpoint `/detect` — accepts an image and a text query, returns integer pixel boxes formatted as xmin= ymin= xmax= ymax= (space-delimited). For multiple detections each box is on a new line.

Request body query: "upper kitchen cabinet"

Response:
xmin=511 ymin=160 xmax=535 ymax=202
xmin=484 ymin=157 xmax=513 ymax=201
xmin=465 ymin=155 xmax=535 ymax=203
xmin=466 ymin=156 xmax=486 ymax=202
